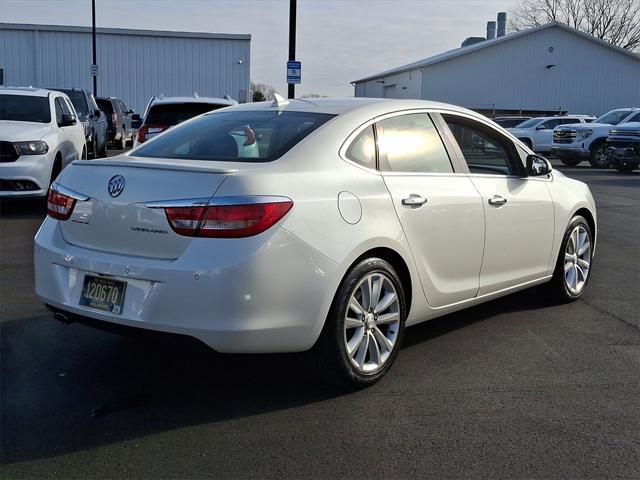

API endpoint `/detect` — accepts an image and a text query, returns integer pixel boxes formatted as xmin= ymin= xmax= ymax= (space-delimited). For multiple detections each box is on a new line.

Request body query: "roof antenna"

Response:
xmin=271 ymin=92 xmax=289 ymax=108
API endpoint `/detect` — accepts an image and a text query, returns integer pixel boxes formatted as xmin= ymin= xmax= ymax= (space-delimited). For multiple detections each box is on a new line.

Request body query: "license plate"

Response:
xmin=80 ymin=275 xmax=126 ymax=314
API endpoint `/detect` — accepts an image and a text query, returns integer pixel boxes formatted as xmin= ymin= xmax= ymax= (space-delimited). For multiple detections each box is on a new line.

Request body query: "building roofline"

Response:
xmin=352 ymin=22 xmax=639 ymax=83
xmin=0 ymin=22 xmax=251 ymax=41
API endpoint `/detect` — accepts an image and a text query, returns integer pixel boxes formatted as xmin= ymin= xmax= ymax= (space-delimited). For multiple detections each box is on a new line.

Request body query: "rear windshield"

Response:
xmin=96 ymin=99 xmax=113 ymax=113
xmin=0 ymin=95 xmax=51 ymax=123
xmin=56 ymin=90 xmax=88 ymax=114
xmin=145 ymin=103 xmax=229 ymax=126
xmin=133 ymin=110 xmax=335 ymax=162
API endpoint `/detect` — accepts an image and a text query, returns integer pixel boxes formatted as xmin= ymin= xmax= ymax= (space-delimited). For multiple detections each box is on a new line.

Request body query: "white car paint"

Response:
xmin=507 ymin=115 xmax=593 ymax=152
xmin=1 ymin=87 xmax=86 ymax=197
xmin=34 ymin=98 xmax=596 ymax=356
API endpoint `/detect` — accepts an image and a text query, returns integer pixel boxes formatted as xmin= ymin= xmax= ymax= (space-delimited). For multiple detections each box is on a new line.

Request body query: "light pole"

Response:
xmin=92 ymin=0 xmax=97 ymax=96
xmin=288 ymin=0 xmax=297 ymax=99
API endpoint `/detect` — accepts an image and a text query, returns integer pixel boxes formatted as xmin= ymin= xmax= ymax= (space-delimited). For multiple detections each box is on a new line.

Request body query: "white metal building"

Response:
xmin=353 ymin=22 xmax=640 ymax=116
xmin=0 ymin=23 xmax=251 ymax=114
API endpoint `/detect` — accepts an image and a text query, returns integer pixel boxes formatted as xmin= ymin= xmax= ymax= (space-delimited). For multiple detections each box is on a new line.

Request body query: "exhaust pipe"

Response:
xmin=54 ymin=312 xmax=73 ymax=324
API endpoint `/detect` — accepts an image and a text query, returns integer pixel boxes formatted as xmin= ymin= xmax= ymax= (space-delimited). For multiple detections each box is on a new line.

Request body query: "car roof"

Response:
xmin=224 ymin=97 xmax=481 ymax=117
xmin=150 ymin=96 xmax=237 ymax=106
xmin=0 ymin=86 xmax=52 ymax=97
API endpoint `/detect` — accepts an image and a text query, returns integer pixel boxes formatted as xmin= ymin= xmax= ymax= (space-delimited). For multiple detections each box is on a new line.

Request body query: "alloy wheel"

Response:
xmin=343 ymin=272 xmax=400 ymax=374
xmin=564 ymin=225 xmax=591 ymax=294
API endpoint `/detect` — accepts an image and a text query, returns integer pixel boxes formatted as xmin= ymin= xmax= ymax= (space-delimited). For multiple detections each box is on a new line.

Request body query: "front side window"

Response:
xmin=515 ymin=118 xmax=541 ymax=129
xmin=54 ymin=98 xmax=64 ymax=124
xmin=133 ymin=110 xmax=334 ymax=162
xmin=627 ymin=112 xmax=640 ymax=123
xmin=58 ymin=90 xmax=88 ymax=115
xmin=540 ymin=119 xmax=563 ymax=129
xmin=345 ymin=125 xmax=376 ymax=169
xmin=0 ymin=95 xmax=51 ymax=123
xmin=377 ymin=113 xmax=453 ymax=173
xmin=443 ymin=114 xmax=519 ymax=176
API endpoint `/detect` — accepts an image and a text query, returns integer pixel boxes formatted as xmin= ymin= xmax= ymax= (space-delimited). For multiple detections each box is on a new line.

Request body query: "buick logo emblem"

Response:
xmin=108 ymin=175 xmax=125 ymax=198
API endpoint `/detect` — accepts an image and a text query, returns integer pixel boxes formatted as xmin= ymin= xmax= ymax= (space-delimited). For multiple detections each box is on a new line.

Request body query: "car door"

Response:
xmin=375 ymin=112 xmax=485 ymax=308
xmin=62 ymin=97 xmax=85 ymax=160
xmin=441 ymin=113 xmax=555 ymax=295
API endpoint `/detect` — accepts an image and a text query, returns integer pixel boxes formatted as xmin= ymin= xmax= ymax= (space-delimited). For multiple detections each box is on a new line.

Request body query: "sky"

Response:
xmin=0 ymin=0 xmax=518 ymax=97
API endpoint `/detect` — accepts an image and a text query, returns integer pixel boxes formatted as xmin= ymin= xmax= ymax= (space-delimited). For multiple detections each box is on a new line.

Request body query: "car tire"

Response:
xmin=99 ymin=137 xmax=107 ymax=158
xmin=81 ymin=146 xmax=87 ymax=160
xmin=588 ymin=141 xmax=610 ymax=168
xmin=49 ymin=155 xmax=62 ymax=186
xmin=546 ymin=215 xmax=593 ymax=303
xmin=614 ymin=159 xmax=640 ymax=173
xmin=311 ymin=257 xmax=406 ymax=389
xmin=89 ymin=136 xmax=97 ymax=159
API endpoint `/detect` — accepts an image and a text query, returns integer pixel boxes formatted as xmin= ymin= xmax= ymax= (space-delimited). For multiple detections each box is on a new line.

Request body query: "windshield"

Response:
xmin=594 ymin=110 xmax=633 ymax=125
xmin=145 ymin=103 xmax=229 ymax=126
xmin=56 ymin=89 xmax=88 ymax=115
xmin=513 ymin=118 xmax=541 ymax=128
xmin=0 ymin=95 xmax=51 ymax=123
xmin=133 ymin=110 xmax=335 ymax=162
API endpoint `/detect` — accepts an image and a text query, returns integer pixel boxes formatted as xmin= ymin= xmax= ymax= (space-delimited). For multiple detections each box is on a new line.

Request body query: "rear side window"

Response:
xmin=377 ymin=113 xmax=453 ymax=173
xmin=145 ymin=103 xmax=227 ymax=126
xmin=133 ymin=110 xmax=335 ymax=162
xmin=345 ymin=125 xmax=376 ymax=169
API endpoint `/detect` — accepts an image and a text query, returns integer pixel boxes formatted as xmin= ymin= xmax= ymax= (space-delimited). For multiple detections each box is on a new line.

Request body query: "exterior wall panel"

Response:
xmin=0 ymin=24 xmax=250 ymax=114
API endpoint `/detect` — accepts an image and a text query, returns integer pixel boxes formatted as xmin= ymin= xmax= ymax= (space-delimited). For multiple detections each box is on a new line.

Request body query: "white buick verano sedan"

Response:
xmin=35 ymin=98 xmax=596 ymax=387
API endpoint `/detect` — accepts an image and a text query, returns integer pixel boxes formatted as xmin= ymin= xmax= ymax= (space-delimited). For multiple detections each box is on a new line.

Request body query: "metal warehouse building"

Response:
xmin=0 ymin=23 xmax=251 ymax=114
xmin=353 ymin=22 xmax=640 ymax=116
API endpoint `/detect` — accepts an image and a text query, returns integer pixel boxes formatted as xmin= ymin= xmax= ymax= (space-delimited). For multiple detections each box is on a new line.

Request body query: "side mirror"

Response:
xmin=535 ymin=124 xmax=547 ymax=130
xmin=128 ymin=109 xmax=134 ymax=114
xmin=59 ymin=113 xmax=76 ymax=127
xmin=526 ymin=154 xmax=551 ymax=177
xmin=94 ymin=109 xmax=102 ymax=118
xmin=131 ymin=113 xmax=142 ymax=129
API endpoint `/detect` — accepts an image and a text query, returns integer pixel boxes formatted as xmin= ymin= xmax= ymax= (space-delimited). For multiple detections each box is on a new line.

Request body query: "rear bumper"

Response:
xmin=34 ymin=218 xmax=340 ymax=353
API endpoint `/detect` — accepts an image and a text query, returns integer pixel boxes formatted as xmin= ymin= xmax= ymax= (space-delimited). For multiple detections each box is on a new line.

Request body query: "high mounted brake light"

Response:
xmin=145 ymin=197 xmax=293 ymax=238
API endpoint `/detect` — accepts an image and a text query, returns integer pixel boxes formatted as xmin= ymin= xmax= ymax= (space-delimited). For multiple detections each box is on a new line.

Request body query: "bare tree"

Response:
xmin=250 ymin=82 xmax=277 ymax=102
xmin=510 ymin=0 xmax=640 ymax=51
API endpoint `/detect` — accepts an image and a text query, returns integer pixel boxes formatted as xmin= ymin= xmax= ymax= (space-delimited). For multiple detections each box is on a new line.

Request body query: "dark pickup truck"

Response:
xmin=607 ymin=122 xmax=640 ymax=173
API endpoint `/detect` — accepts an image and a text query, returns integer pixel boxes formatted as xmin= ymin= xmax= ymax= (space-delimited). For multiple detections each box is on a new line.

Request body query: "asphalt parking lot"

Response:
xmin=1 ymin=162 xmax=638 ymax=479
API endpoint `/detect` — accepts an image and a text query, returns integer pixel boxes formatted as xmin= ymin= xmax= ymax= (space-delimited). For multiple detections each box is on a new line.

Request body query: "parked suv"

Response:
xmin=52 ymin=88 xmax=108 ymax=158
xmin=96 ymin=96 xmax=136 ymax=150
xmin=0 ymin=87 xmax=85 ymax=197
xmin=607 ymin=122 xmax=640 ymax=173
xmin=492 ymin=116 xmax=531 ymax=128
xmin=507 ymin=115 xmax=594 ymax=153
xmin=133 ymin=95 xmax=237 ymax=147
xmin=552 ymin=108 xmax=640 ymax=167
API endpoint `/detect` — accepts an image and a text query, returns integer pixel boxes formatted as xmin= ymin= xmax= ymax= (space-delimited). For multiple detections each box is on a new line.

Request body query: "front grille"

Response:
xmin=0 ymin=179 xmax=40 ymax=192
xmin=610 ymin=130 xmax=640 ymax=137
xmin=0 ymin=141 xmax=19 ymax=163
xmin=554 ymin=130 xmax=576 ymax=144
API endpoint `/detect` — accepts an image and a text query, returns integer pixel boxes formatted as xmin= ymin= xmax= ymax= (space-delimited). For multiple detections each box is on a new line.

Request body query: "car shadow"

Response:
xmin=1 ymin=284 xmax=554 ymax=465
xmin=0 ymin=197 xmax=47 ymax=219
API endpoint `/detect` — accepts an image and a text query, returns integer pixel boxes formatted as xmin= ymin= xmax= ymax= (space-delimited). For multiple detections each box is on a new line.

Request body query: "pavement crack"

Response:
xmin=580 ymin=298 xmax=640 ymax=332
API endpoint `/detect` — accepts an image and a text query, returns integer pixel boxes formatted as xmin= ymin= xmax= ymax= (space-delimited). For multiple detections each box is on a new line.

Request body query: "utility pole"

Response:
xmin=287 ymin=0 xmax=297 ymax=99
xmin=92 ymin=0 xmax=97 ymax=97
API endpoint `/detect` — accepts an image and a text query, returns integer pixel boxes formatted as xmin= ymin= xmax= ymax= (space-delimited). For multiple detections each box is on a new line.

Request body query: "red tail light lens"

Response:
xmin=136 ymin=124 xmax=167 ymax=144
xmin=164 ymin=200 xmax=293 ymax=238
xmin=47 ymin=188 xmax=77 ymax=220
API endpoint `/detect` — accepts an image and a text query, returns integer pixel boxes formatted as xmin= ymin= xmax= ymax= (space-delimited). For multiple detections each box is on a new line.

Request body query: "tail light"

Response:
xmin=136 ymin=124 xmax=167 ymax=144
xmin=47 ymin=184 xmax=89 ymax=220
xmin=146 ymin=197 xmax=293 ymax=238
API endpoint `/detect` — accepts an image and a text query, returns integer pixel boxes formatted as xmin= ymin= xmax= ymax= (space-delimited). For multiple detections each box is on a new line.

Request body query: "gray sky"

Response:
xmin=0 ymin=0 xmax=517 ymax=96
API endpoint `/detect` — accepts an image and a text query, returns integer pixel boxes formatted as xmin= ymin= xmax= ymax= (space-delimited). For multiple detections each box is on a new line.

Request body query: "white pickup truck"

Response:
xmin=507 ymin=115 xmax=594 ymax=153
xmin=552 ymin=108 xmax=640 ymax=167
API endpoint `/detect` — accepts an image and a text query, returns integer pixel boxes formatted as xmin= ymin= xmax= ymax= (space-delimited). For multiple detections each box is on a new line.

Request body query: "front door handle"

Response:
xmin=402 ymin=194 xmax=427 ymax=207
xmin=488 ymin=195 xmax=507 ymax=207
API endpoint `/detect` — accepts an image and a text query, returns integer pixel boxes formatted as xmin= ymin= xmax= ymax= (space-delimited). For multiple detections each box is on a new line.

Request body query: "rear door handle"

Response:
xmin=488 ymin=195 xmax=507 ymax=207
xmin=402 ymin=194 xmax=427 ymax=207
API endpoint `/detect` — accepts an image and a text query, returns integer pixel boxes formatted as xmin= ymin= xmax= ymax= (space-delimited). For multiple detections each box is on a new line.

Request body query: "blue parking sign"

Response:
xmin=287 ymin=61 xmax=301 ymax=84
